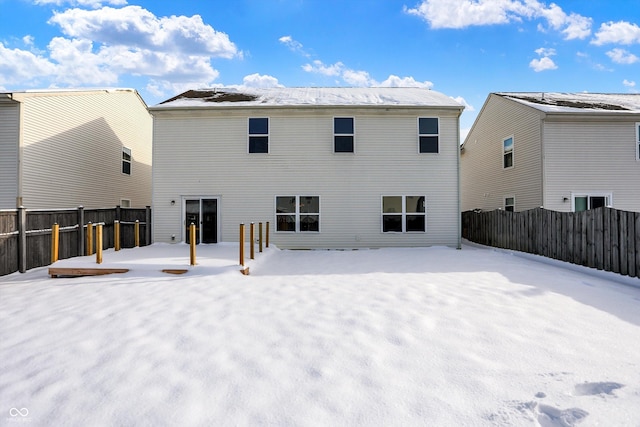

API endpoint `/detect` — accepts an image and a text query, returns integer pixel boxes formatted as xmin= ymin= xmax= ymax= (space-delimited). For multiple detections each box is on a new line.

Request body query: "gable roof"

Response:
xmin=497 ymin=92 xmax=640 ymax=114
xmin=151 ymin=87 xmax=464 ymax=110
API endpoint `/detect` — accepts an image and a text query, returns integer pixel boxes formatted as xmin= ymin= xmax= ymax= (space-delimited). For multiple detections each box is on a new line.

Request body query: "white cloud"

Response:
xmin=342 ymin=69 xmax=376 ymax=87
xmin=242 ymin=73 xmax=283 ymax=88
xmin=606 ymin=48 xmax=639 ymax=65
xmin=302 ymin=60 xmax=344 ymax=76
xmin=279 ymin=35 xmax=309 ymax=57
xmin=534 ymin=47 xmax=556 ymax=57
xmin=378 ymin=75 xmax=433 ymax=88
xmin=0 ymin=42 xmax=58 ymax=85
xmin=452 ymin=96 xmax=474 ymax=111
xmin=592 ymin=21 xmax=640 ymax=46
xmin=49 ymin=6 xmax=238 ymax=58
xmin=34 ymin=0 xmax=127 ymax=8
xmin=404 ymin=0 xmax=591 ymax=39
xmin=623 ymin=79 xmax=636 ymax=88
xmin=529 ymin=56 xmax=557 ymax=72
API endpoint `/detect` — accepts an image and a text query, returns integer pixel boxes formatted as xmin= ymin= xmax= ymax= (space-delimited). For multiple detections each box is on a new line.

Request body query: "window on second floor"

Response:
xmin=122 ymin=147 xmax=131 ymax=175
xmin=334 ymin=117 xmax=354 ymax=153
xmin=249 ymin=118 xmax=269 ymax=153
xmin=503 ymin=136 xmax=514 ymax=169
xmin=418 ymin=117 xmax=439 ymax=153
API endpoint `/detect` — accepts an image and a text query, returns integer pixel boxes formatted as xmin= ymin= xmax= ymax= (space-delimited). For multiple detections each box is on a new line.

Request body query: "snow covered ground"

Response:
xmin=1 ymin=242 xmax=640 ymax=426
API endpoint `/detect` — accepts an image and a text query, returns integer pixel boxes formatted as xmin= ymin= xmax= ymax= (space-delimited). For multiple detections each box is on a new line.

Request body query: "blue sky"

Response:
xmin=1 ymin=0 xmax=638 ymax=137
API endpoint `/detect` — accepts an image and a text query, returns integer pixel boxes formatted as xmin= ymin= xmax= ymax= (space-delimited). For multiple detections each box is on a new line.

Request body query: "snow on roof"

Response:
xmin=498 ymin=92 xmax=640 ymax=113
xmin=152 ymin=87 xmax=464 ymax=109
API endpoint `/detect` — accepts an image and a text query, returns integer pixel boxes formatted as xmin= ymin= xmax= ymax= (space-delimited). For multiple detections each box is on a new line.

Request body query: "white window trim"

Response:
xmin=418 ymin=117 xmax=440 ymax=154
xmin=381 ymin=195 xmax=427 ymax=233
xmin=122 ymin=147 xmax=131 ymax=175
xmin=504 ymin=195 xmax=515 ymax=212
xmin=570 ymin=191 xmax=613 ymax=212
xmin=248 ymin=117 xmax=270 ymax=154
xmin=275 ymin=195 xmax=321 ymax=233
xmin=333 ymin=117 xmax=355 ymax=154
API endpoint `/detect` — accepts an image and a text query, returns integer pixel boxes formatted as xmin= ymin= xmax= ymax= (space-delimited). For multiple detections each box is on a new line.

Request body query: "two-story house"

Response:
xmin=461 ymin=92 xmax=640 ymax=213
xmin=0 ymin=88 xmax=152 ymax=209
xmin=150 ymin=87 xmax=464 ymax=249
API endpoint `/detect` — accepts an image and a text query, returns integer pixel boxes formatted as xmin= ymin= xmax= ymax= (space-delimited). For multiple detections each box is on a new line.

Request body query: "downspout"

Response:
xmin=456 ymin=109 xmax=462 ymax=249
xmin=539 ymin=113 xmax=546 ymax=209
xmin=16 ymin=96 xmax=24 ymax=208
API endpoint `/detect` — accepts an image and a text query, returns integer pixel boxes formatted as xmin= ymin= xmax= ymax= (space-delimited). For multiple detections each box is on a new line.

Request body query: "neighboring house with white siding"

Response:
xmin=0 ymin=89 xmax=152 ymax=209
xmin=150 ymin=87 xmax=464 ymax=249
xmin=461 ymin=92 xmax=640 ymax=213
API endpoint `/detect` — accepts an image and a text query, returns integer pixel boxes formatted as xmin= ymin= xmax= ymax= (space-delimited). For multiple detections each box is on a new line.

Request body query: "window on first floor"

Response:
xmin=276 ymin=196 xmax=320 ymax=232
xmin=418 ymin=117 xmax=439 ymax=153
xmin=572 ymin=193 xmax=612 ymax=212
xmin=334 ymin=117 xmax=354 ymax=153
xmin=249 ymin=117 xmax=269 ymax=153
xmin=504 ymin=196 xmax=515 ymax=212
xmin=122 ymin=147 xmax=131 ymax=175
xmin=382 ymin=195 xmax=426 ymax=232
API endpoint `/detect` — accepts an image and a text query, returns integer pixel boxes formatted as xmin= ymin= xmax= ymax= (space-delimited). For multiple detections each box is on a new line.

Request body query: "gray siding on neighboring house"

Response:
xmin=0 ymin=102 xmax=19 ymax=208
xmin=461 ymin=94 xmax=544 ymax=212
xmin=543 ymin=117 xmax=640 ymax=212
xmin=152 ymin=107 xmax=461 ymax=249
xmin=14 ymin=90 xmax=152 ymax=209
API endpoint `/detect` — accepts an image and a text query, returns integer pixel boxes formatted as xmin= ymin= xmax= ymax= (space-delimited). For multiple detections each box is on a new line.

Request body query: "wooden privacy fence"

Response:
xmin=0 ymin=206 xmax=151 ymax=277
xmin=462 ymin=207 xmax=640 ymax=278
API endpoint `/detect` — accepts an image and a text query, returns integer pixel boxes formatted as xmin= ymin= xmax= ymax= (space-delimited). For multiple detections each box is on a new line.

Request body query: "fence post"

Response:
xmin=189 ymin=223 xmax=196 ymax=266
xmin=266 ymin=221 xmax=270 ymax=248
xmin=87 ymin=222 xmax=94 ymax=256
xmin=250 ymin=222 xmax=255 ymax=260
xmin=96 ymin=224 xmax=103 ymax=264
xmin=114 ymin=220 xmax=121 ymax=251
xmin=239 ymin=223 xmax=245 ymax=266
xmin=18 ymin=206 xmax=27 ymax=273
xmin=134 ymin=220 xmax=140 ymax=247
xmin=77 ymin=206 xmax=84 ymax=258
xmin=259 ymin=222 xmax=263 ymax=253
xmin=146 ymin=206 xmax=151 ymax=246
xmin=51 ymin=223 xmax=59 ymax=263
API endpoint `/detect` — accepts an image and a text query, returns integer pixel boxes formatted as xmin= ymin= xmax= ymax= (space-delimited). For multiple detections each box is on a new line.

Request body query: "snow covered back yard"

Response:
xmin=1 ymin=242 xmax=640 ymax=426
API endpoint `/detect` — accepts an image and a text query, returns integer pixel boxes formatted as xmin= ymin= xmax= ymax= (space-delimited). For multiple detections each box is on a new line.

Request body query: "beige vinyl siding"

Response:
xmin=461 ymin=94 xmax=543 ymax=212
xmin=0 ymin=103 xmax=19 ymax=208
xmin=543 ymin=118 xmax=640 ymax=212
xmin=152 ymin=107 xmax=460 ymax=249
xmin=15 ymin=90 xmax=152 ymax=209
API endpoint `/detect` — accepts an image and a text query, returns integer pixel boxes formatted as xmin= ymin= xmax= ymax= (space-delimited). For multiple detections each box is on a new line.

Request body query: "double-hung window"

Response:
xmin=418 ymin=118 xmax=439 ymax=153
xmin=503 ymin=136 xmax=514 ymax=168
xmin=122 ymin=147 xmax=131 ymax=175
xmin=382 ymin=196 xmax=426 ymax=232
xmin=334 ymin=117 xmax=354 ymax=153
xmin=504 ymin=196 xmax=515 ymax=212
xmin=249 ymin=118 xmax=269 ymax=153
xmin=276 ymin=196 xmax=320 ymax=232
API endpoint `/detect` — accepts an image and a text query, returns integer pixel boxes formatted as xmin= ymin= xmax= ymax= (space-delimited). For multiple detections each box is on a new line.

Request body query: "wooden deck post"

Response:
xmin=266 ymin=221 xmax=270 ymax=248
xmin=250 ymin=222 xmax=255 ymax=260
xmin=18 ymin=206 xmax=27 ymax=273
xmin=96 ymin=224 xmax=103 ymax=264
xmin=77 ymin=206 xmax=84 ymax=258
xmin=51 ymin=223 xmax=59 ymax=263
xmin=239 ymin=223 xmax=245 ymax=266
xmin=189 ymin=223 xmax=196 ymax=266
xmin=259 ymin=222 xmax=263 ymax=253
xmin=114 ymin=220 xmax=121 ymax=251
xmin=87 ymin=222 xmax=94 ymax=256
xmin=134 ymin=220 xmax=140 ymax=247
